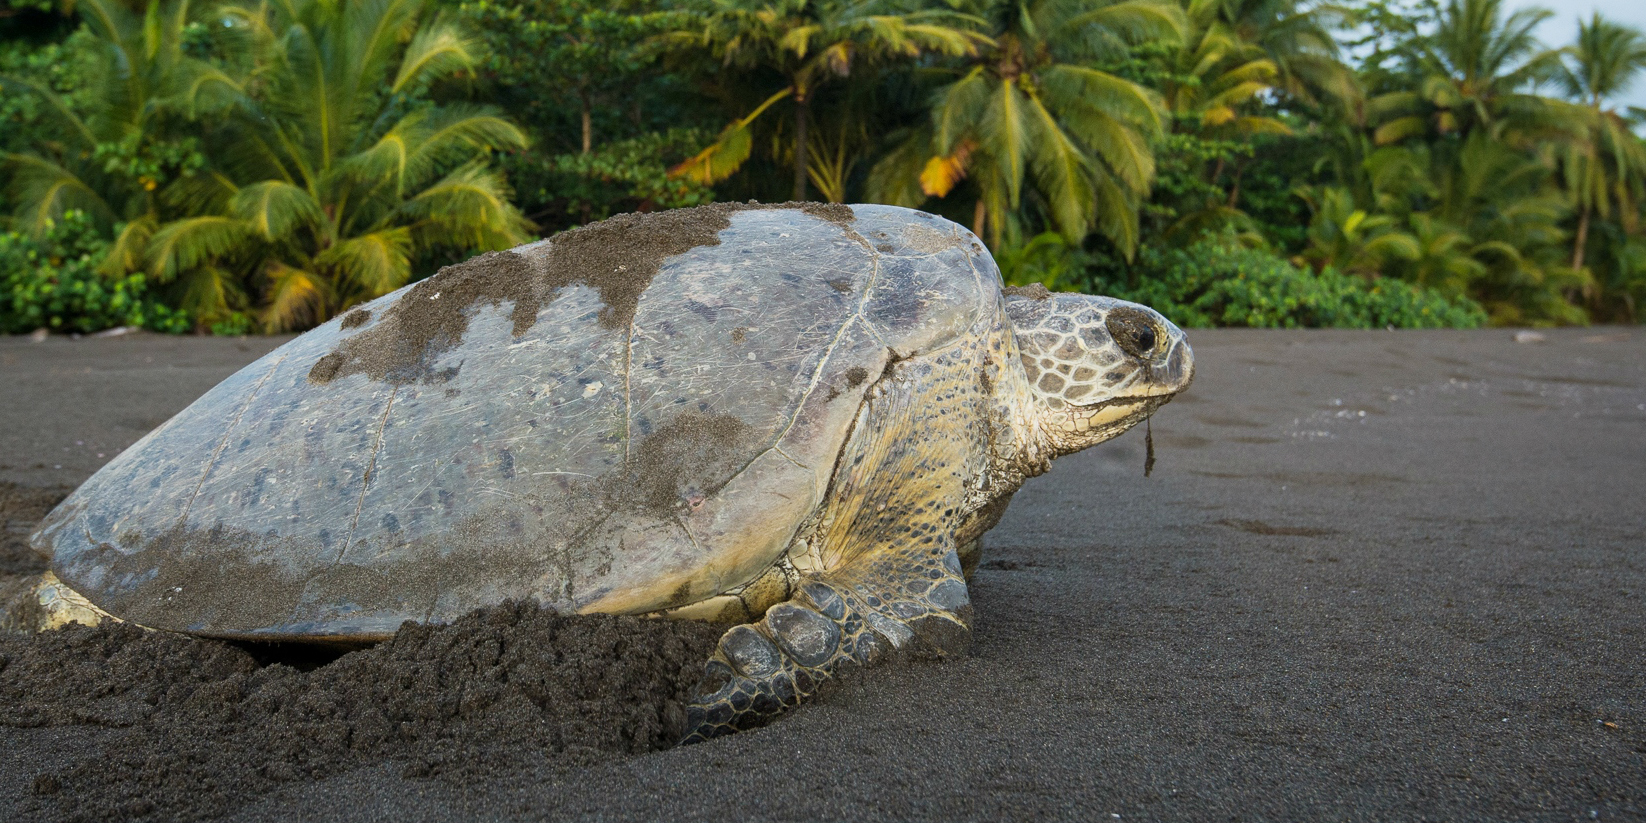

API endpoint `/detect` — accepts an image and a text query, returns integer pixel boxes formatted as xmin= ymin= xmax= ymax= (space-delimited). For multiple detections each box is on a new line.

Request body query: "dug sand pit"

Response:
xmin=1 ymin=602 xmax=719 ymax=822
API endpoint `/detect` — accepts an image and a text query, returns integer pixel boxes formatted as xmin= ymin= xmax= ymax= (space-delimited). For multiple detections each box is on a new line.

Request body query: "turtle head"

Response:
xmin=1003 ymin=286 xmax=1193 ymax=462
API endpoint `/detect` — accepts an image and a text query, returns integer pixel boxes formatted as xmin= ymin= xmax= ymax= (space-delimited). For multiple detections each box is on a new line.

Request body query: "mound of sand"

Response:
xmin=1 ymin=596 xmax=718 ymax=822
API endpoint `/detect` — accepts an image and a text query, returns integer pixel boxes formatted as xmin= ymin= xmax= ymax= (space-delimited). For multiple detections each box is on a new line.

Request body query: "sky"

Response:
xmin=1504 ymin=0 xmax=1646 ymax=111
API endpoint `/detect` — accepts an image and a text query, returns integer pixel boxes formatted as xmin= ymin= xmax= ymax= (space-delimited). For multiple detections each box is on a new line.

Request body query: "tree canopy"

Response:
xmin=3 ymin=0 xmax=1645 ymax=331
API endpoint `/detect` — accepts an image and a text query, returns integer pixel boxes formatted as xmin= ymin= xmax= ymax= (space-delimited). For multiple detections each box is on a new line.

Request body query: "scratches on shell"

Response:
xmin=336 ymin=386 xmax=399 ymax=566
xmin=768 ymin=244 xmax=886 ymax=451
xmin=177 ymin=354 xmax=288 ymax=528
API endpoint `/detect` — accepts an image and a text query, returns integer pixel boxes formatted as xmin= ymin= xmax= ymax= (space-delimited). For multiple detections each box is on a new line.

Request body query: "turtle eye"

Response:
xmin=1105 ymin=308 xmax=1161 ymax=359
xmin=1133 ymin=326 xmax=1156 ymax=352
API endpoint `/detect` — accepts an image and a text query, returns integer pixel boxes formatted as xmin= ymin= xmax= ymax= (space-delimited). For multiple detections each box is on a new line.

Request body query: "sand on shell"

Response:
xmin=309 ymin=201 xmax=858 ymax=386
xmin=1 ymin=326 xmax=1643 ymax=822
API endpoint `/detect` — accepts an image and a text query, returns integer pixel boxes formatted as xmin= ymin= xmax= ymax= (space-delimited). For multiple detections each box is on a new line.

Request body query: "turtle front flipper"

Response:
xmin=681 ymin=544 xmax=972 ymax=743
xmin=0 ymin=572 xmax=117 ymax=633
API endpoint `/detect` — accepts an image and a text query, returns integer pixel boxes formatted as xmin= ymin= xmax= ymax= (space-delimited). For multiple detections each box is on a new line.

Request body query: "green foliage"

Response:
xmin=1 ymin=0 xmax=231 ymax=238
xmin=1014 ymin=232 xmax=1486 ymax=328
xmin=509 ymin=129 xmax=717 ymax=224
xmin=455 ymin=0 xmax=671 ymax=151
xmin=666 ymin=0 xmax=989 ymax=202
xmin=137 ymin=0 xmax=533 ymax=331
xmin=0 ymin=29 xmax=96 ymax=163
xmin=0 ymin=211 xmax=188 ymax=334
xmin=867 ymin=0 xmax=1179 ymax=253
xmin=450 ymin=0 xmax=715 ymax=233
xmin=1 ymin=0 xmax=1640 ymax=331
xmin=996 ymin=231 xmax=1096 ymax=292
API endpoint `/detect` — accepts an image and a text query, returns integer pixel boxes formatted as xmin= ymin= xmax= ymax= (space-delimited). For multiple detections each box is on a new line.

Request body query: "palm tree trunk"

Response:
xmin=793 ymin=94 xmax=809 ymax=201
xmin=580 ymin=88 xmax=592 ymax=155
xmin=973 ymin=199 xmax=986 ymax=240
xmin=1571 ymin=203 xmax=1590 ymax=270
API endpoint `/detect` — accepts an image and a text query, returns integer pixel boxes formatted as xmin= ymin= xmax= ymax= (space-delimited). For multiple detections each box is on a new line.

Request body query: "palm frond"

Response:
xmin=670 ymin=88 xmax=790 ymax=185
xmin=102 ymin=215 xmax=158 ymax=276
xmin=230 ymin=181 xmax=325 ymax=241
xmin=145 ymin=216 xmax=253 ymax=281
xmin=933 ymin=67 xmax=990 ymax=151
xmin=3 ymin=153 xmax=117 ymax=236
xmin=392 ymin=16 xmax=480 ymax=94
xmin=1373 ymin=116 xmax=1430 ymax=145
xmin=319 ymin=227 xmax=413 ymax=301
xmin=1067 ymin=0 xmax=1186 ymax=46
xmin=396 ymin=162 xmax=531 ymax=251
xmin=1021 ymin=96 xmax=1099 ymax=245
xmin=981 ymin=78 xmax=1030 ymax=207
xmin=175 ymin=264 xmax=246 ymax=326
xmin=919 ymin=140 xmax=975 ymax=198
xmin=260 ymin=261 xmax=328 ymax=332
xmin=0 ymin=76 xmax=98 ymax=149
xmin=1040 ymin=65 xmax=1164 ymax=133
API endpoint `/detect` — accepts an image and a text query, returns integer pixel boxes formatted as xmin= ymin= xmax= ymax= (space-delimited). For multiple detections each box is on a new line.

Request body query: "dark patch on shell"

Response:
xmin=797 ymin=202 xmax=856 ymax=227
xmin=1002 ymin=283 xmax=1052 ymax=301
xmin=826 ymin=365 xmax=873 ymax=403
xmin=308 ymin=250 xmax=539 ymax=385
xmin=308 ymin=202 xmax=856 ymax=387
xmin=622 ymin=411 xmax=752 ymax=513
xmin=880 ymin=348 xmax=908 ymax=381
xmin=340 ymin=309 xmax=371 ymax=329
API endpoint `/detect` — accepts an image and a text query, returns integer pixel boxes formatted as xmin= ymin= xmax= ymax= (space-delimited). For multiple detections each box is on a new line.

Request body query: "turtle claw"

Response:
xmin=681 ymin=593 xmax=850 ymax=744
xmin=679 ymin=576 xmax=966 ymax=744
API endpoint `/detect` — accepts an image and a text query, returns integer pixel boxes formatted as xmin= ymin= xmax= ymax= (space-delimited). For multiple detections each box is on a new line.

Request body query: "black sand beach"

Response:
xmin=1 ymin=327 xmax=1642 ymax=822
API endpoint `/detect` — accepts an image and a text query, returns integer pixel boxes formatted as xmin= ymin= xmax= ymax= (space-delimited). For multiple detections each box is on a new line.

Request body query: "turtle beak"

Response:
xmin=1151 ymin=338 xmax=1193 ymax=394
xmin=1145 ymin=323 xmax=1193 ymax=397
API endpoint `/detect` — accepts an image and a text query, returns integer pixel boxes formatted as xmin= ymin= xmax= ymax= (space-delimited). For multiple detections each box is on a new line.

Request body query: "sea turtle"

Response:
xmin=18 ymin=202 xmax=1193 ymax=741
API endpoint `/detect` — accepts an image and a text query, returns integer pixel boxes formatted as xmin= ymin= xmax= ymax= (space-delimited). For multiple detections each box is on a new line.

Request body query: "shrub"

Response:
xmin=0 ymin=211 xmax=189 ymax=334
xmin=1081 ymin=237 xmax=1488 ymax=329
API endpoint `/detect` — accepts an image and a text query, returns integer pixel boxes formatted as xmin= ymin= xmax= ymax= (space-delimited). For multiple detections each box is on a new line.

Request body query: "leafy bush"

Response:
xmin=1029 ymin=234 xmax=1488 ymax=329
xmin=507 ymin=128 xmax=717 ymax=226
xmin=0 ymin=211 xmax=189 ymax=334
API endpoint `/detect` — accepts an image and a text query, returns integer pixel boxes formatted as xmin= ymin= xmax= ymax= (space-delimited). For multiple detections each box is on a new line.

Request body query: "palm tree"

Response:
xmin=1205 ymin=0 xmax=1358 ymax=110
xmin=1553 ymin=13 xmax=1646 ymax=271
xmin=1368 ymin=0 xmax=1567 ymax=145
xmin=1 ymin=0 xmax=237 ymax=236
xmin=1294 ymin=185 xmax=1419 ymax=276
xmin=140 ymin=0 xmax=532 ymax=330
xmin=1430 ymin=133 xmax=1586 ymax=322
xmin=662 ymin=0 xmax=987 ymax=200
xmin=1149 ymin=0 xmax=1290 ymax=236
xmin=1398 ymin=210 xmax=1486 ymax=295
xmin=1163 ymin=0 xmax=1290 ymax=140
xmin=867 ymin=0 xmax=1182 ymax=254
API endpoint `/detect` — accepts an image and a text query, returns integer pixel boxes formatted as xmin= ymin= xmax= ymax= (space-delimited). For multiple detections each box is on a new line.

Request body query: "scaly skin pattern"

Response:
xmin=683 ymin=338 xmax=989 ymax=742
xmin=680 ymin=290 xmax=1193 ymax=742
